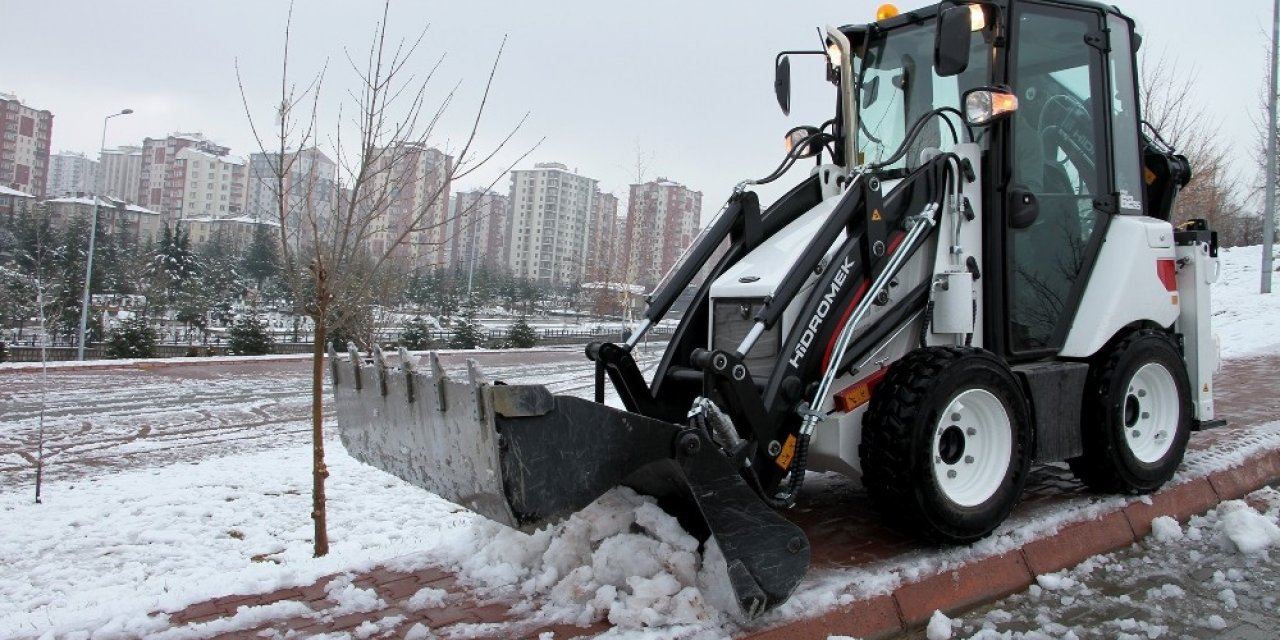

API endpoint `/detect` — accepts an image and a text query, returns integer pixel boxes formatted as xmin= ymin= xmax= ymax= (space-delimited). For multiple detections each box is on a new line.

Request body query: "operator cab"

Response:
xmin=774 ymin=0 xmax=1184 ymax=362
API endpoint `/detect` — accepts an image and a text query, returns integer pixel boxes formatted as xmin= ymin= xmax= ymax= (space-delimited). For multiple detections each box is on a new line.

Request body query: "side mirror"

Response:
xmin=935 ymin=5 xmax=971 ymax=77
xmin=784 ymin=125 xmax=823 ymax=158
xmin=775 ymin=55 xmax=792 ymax=115
xmin=1007 ymin=187 xmax=1039 ymax=229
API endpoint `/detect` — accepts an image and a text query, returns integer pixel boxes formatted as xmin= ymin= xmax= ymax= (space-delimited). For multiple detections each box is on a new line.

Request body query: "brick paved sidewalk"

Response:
xmin=155 ymin=355 xmax=1280 ymax=639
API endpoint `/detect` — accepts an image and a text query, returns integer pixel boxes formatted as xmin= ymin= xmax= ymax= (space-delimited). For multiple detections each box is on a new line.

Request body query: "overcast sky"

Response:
xmin=1 ymin=0 xmax=1270 ymax=219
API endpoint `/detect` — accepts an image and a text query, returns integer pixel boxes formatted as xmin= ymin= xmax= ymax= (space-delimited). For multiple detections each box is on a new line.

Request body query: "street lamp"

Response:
xmin=77 ymin=108 xmax=133 ymax=360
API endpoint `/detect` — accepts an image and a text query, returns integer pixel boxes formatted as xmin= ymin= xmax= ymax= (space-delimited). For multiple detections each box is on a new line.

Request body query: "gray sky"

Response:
xmin=0 ymin=0 xmax=1270 ymax=219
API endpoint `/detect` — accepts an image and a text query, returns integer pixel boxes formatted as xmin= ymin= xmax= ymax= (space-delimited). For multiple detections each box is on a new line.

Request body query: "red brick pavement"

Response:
xmin=155 ymin=355 xmax=1280 ymax=639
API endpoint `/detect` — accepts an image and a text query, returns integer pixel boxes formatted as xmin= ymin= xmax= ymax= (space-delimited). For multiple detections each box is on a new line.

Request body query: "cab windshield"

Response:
xmin=855 ymin=21 xmax=991 ymax=170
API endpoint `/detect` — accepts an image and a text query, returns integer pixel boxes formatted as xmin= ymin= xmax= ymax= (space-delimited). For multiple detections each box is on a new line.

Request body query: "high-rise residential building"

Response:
xmin=170 ymin=147 xmax=249 ymax=220
xmin=585 ymin=191 xmax=621 ymax=283
xmin=505 ymin=162 xmax=599 ymax=286
xmin=137 ymin=132 xmax=230 ymax=221
xmin=246 ymin=147 xmax=338 ymax=245
xmin=0 ymin=93 xmax=54 ymax=197
xmin=99 ymin=145 xmax=142 ymax=201
xmin=623 ymin=178 xmax=703 ymax=288
xmin=365 ymin=143 xmax=452 ymax=269
xmin=45 ymin=151 xmax=98 ymax=198
xmin=450 ymin=189 xmax=510 ymax=271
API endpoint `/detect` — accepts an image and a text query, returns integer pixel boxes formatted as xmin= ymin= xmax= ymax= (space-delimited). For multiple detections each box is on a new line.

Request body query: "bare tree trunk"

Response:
xmin=311 ymin=296 xmax=329 ymax=557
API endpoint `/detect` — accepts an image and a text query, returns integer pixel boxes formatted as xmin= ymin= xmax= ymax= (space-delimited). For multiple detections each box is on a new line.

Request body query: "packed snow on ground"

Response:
xmin=949 ymin=488 xmax=1280 ymax=639
xmin=1 ymin=245 xmax=1278 ymax=639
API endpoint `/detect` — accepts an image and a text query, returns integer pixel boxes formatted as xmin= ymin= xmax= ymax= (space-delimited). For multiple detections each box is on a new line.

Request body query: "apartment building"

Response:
xmin=365 ymin=143 xmax=452 ymax=269
xmin=99 ymin=146 xmax=142 ymax=201
xmin=137 ymin=132 xmax=230 ymax=221
xmin=623 ymin=179 xmax=703 ymax=288
xmin=245 ymin=147 xmax=337 ymax=250
xmin=183 ymin=215 xmax=280 ymax=249
xmin=43 ymin=195 xmax=162 ymax=245
xmin=169 ymin=147 xmax=249 ymax=219
xmin=505 ymin=162 xmax=600 ymax=286
xmin=450 ymin=189 xmax=510 ymax=271
xmin=585 ymin=191 xmax=621 ymax=283
xmin=0 ymin=93 xmax=53 ymax=197
xmin=0 ymin=184 xmax=35 ymax=220
xmin=46 ymin=151 xmax=98 ymax=198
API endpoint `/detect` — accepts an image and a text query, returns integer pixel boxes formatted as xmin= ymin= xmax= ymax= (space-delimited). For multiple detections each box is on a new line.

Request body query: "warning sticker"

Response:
xmin=776 ymin=434 xmax=798 ymax=470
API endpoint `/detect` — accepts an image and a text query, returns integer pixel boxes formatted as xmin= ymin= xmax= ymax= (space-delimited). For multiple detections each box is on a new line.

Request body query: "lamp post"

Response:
xmin=77 ymin=108 xmax=133 ymax=360
xmin=1263 ymin=0 xmax=1278 ymax=294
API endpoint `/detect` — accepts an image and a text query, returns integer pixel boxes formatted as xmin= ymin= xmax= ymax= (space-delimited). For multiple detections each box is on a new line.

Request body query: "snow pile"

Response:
xmin=926 ymin=610 xmax=954 ymax=640
xmin=1149 ymin=515 xmax=1183 ymax=542
xmin=426 ymin=487 xmax=724 ymax=631
xmin=1214 ymin=499 xmax=1280 ymax=554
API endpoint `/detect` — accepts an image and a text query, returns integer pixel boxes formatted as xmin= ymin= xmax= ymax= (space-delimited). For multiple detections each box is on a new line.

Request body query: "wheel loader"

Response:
xmin=331 ymin=0 xmax=1222 ymax=620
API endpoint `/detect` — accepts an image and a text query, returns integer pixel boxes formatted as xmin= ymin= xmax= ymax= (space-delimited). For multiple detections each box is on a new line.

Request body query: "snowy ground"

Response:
xmin=1 ymin=247 xmax=1279 ymax=639
xmin=926 ymin=488 xmax=1280 ymax=640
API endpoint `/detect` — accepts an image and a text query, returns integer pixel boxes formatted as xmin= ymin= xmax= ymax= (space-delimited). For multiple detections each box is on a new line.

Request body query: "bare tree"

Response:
xmin=1141 ymin=52 xmax=1257 ymax=246
xmin=238 ymin=1 xmax=538 ymax=556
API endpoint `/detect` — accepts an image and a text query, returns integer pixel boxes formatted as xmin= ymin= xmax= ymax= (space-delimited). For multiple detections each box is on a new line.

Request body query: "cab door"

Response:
xmin=1003 ymin=1 xmax=1113 ymax=357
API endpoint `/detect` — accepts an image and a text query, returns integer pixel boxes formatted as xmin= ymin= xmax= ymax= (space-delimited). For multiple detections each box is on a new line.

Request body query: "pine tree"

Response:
xmin=242 ymin=222 xmax=280 ymax=290
xmin=448 ymin=311 xmax=487 ymax=350
xmin=399 ymin=316 xmax=434 ymax=350
xmin=228 ymin=315 xmax=274 ymax=355
xmin=507 ymin=316 xmax=538 ymax=348
xmin=149 ymin=222 xmax=200 ymax=306
xmin=105 ymin=316 xmax=158 ymax=359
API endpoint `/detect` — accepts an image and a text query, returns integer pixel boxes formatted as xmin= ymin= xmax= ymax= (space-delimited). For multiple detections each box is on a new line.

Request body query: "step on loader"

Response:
xmin=332 ymin=0 xmax=1223 ymax=619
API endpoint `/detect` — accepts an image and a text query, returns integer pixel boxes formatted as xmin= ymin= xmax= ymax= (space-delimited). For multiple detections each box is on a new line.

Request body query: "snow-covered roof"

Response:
xmin=180 ymin=215 xmax=280 ymax=227
xmin=45 ymin=195 xmax=158 ymax=215
xmin=176 ymin=147 xmax=244 ymax=166
xmin=0 ymin=185 xmax=35 ymax=198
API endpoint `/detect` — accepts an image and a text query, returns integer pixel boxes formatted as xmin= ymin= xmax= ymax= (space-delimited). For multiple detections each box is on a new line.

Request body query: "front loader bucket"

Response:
xmin=330 ymin=345 xmax=810 ymax=619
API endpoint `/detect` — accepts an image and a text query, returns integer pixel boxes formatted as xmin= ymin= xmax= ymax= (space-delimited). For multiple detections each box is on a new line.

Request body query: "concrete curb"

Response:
xmin=742 ymin=447 xmax=1280 ymax=640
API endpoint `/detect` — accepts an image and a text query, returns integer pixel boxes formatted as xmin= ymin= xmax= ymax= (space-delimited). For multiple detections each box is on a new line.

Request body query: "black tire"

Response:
xmin=1068 ymin=330 xmax=1192 ymax=494
xmin=860 ymin=347 xmax=1033 ymax=544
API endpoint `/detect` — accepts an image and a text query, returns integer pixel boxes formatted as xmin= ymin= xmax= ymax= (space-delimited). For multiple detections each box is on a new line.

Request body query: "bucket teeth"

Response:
xmin=347 ymin=342 xmax=362 ymax=391
xmin=372 ymin=345 xmax=389 ymax=397
xmin=466 ymin=359 xmax=486 ymax=421
xmin=327 ymin=342 xmax=340 ymax=385
xmin=397 ymin=346 xmax=416 ymax=403
xmin=429 ymin=351 xmax=447 ymax=411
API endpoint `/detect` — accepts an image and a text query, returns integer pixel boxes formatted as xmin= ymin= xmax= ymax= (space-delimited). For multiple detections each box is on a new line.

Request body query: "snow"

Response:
xmin=0 ymin=184 xmax=35 ymax=198
xmin=1210 ymin=245 xmax=1280 ymax=359
xmin=950 ymin=488 xmax=1280 ymax=638
xmin=926 ymin=610 xmax=954 ymax=640
xmin=1214 ymin=499 xmax=1280 ymax=554
xmin=1 ymin=244 xmax=1279 ymax=638
xmin=1149 ymin=516 xmax=1182 ymax=542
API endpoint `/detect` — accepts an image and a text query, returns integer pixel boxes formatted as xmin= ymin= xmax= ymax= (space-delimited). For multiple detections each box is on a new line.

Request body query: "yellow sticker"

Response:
xmin=776 ymin=434 xmax=798 ymax=470
xmin=871 ymin=209 xmax=883 ymax=221
xmin=1144 ymin=166 xmax=1157 ymax=185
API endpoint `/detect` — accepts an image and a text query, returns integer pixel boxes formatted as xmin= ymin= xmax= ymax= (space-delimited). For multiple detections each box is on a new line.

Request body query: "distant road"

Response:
xmin=0 ymin=347 xmax=665 ymax=487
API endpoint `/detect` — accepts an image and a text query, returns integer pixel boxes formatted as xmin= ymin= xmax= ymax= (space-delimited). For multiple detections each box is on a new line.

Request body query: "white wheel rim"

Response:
xmin=1122 ymin=363 xmax=1179 ymax=463
xmin=932 ymin=389 xmax=1013 ymax=507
